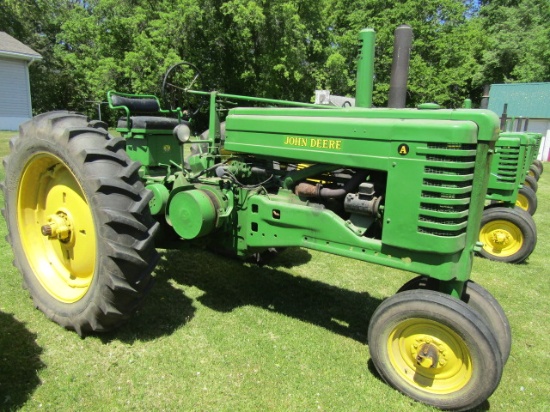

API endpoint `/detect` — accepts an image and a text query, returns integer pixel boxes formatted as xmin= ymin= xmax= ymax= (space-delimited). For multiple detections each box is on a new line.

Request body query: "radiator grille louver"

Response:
xmin=495 ymin=146 xmax=520 ymax=183
xmin=416 ymin=144 xmax=476 ymax=237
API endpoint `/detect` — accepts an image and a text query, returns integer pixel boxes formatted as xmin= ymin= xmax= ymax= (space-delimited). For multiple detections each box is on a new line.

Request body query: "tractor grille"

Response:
xmin=416 ymin=144 xmax=476 ymax=237
xmin=495 ymin=146 xmax=520 ymax=184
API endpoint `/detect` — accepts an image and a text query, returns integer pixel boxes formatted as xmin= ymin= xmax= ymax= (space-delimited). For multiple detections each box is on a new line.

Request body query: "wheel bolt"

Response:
xmin=41 ymin=214 xmax=71 ymax=241
xmin=41 ymin=225 xmax=53 ymax=236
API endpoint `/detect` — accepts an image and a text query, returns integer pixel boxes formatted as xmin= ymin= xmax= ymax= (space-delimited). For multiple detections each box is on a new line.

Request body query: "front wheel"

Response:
xmin=528 ymin=164 xmax=541 ymax=181
xmin=478 ymin=206 xmax=536 ymax=263
xmin=523 ymin=174 xmax=538 ymax=193
xmin=397 ymin=277 xmax=511 ymax=364
xmin=2 ymin=111 xmax=159 ymax=335
xmin=532 ymin=159 xmax=543 ymax=174
xmin=368 ymin=290 xmax=503 ymax=411
xmin=516 ymin=185 xmax=537 ymax=215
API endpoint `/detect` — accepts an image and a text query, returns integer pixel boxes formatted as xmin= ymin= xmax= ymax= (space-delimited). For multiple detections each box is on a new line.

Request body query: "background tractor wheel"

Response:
xmin=516 ymin=185 xmax=537 ymax=215
xmin=1 ymin=111 xmax=159 ymax=335
xmin=532 ymin=159 xmax=543 ymax=174
xmin=478 ymin=206 xmax=536 ymax=263
xmin=528 ymin=164 xmax=540 ymax=181
xmin=523 ymin=175 xmax=538 ymax=193
xmin=397 ymin=277 xmax=511 ymax=364
xmin=368 ymin=289 xmax=503 ymax=411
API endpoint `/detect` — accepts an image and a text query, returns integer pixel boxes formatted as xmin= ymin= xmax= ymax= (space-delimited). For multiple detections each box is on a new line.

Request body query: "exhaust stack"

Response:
xmin=388 ymin=25 xmax=413 ymax=108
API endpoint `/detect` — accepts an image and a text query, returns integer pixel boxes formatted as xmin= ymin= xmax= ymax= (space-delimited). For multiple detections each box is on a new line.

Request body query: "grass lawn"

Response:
xmin=0 ymin=129 xmax=548 ymax=411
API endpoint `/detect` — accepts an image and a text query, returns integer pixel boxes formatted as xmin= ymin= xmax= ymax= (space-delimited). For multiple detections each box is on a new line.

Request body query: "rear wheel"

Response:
xmin=397 ymin=277 xmax=511 ymax=364
xmin=516 ymin=186 xmax=537 ymax=215
xmin=1 ymin=111 xmax=159 ymax=335
xmin=478 ymin=206 xmax=536 ymax=263
xmin=368 ymin=290 xmax=503 ymax=411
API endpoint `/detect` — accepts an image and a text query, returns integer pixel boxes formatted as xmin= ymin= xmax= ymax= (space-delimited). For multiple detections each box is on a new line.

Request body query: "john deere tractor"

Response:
xmin=2 ymin=27 xmax=510 ymax=410
xmin=478 ymin=131 xmax=540 ymax=263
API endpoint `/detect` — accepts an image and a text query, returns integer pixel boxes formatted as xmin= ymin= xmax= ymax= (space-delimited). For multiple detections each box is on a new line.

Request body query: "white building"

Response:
xmin=0 ymin=32 xmax=42 ymax=130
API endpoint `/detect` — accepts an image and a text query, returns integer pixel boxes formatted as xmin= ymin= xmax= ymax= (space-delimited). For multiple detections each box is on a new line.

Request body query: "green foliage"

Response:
xmin=322 ymin=0 xmax=488 ymax=107
xmin=475 ymin=0 xmax=550 ymax=84
xmin=0 ymin=0 xmax=548 ymax=117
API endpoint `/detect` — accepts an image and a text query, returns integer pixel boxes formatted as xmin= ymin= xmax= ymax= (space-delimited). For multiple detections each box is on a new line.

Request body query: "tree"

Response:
xmin=475 ymin=0 xmax=550 ymax=85
xmin=321 ymin=0 xmax=487 ymax=108
xmin=0 ymin=0 xmax=78 ymax=114
xmin=2 ymin=0 xmax=548 ymax=117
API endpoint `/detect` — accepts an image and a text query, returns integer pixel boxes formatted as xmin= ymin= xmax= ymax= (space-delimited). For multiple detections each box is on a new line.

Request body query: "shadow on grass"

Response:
xmin=142 ymin=246 xmax=384 ymax=344
xmin=0 ymin=312 xmax=44 ymax=409
xmin=100 ymin=269 xmax=198 ymax=343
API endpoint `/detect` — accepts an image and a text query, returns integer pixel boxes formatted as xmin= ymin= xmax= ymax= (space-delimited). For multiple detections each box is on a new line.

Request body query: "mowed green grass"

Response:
xmin=0 ymin=129 xmax=548 ymax=411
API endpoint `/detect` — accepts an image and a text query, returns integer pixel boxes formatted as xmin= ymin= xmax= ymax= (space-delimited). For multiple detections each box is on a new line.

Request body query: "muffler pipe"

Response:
xmin=388 ymin=25 xmax=413 ymax=108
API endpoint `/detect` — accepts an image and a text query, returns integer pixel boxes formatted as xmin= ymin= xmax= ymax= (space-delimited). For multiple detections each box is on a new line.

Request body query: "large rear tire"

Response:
xmin=1 ymin=111 xmax=159 ymax=335
xmin=368 ymin=290 xmax=503 ymax=411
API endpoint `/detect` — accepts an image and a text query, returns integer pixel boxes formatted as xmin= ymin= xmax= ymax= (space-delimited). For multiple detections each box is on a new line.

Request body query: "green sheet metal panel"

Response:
xmin=225 ymin=107 xmax=499 ymax=281
xmin=488 ymin=83 xmax=550 ymax=118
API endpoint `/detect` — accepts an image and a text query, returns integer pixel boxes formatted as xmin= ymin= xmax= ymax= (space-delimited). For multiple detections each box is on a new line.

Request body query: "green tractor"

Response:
xmin=2 ymin=28 xmax=510 ymax=410
xmin=499 ymin=111 xmax=544 ymax=186
xmin=478 ymin=132 xmax=540 ymax=263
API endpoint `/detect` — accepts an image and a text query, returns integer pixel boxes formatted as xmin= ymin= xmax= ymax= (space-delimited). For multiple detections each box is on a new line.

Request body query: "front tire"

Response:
xmin=516 ymin=185 xmax=537 ymax=215
xmin=528 ymin=164 xmax=541 ymax=181
xmin=532 ymin=159 xmax=543 ymax=174
xmin=478 ymin=206 xmax=537 ymax=263
xmin=397 ymin=277 xmax=511 ymax=364
xmin=523 ymin=174 xmax=538 ymax=193
xmin=368 ymin=290 xmax=503 ymax=411
xmin=2 ymin=111 xmax=159 ymax=335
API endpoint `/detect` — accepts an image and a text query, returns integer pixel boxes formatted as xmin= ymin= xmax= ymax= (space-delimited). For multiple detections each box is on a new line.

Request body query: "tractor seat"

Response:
xmin=108 ymin=91 xmax=184 ymax=131
xmin=116 ymin=116 xmax=182 ymax=130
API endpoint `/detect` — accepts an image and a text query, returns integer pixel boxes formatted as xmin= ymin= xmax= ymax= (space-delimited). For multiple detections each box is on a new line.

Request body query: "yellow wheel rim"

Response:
xmin=515 ymin=193 xmax=529 ymax=211
xmin=17 ymin=153 xmax=96 ymax=303
xmin=479 ymin=219 xmax=523 ymax=257
xmin=387 ymin=319 xmax=473 ymax=394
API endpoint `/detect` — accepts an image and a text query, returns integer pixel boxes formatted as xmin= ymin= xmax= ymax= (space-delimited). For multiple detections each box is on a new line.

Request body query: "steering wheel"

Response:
xmin=161 ymin=61 xmax=205 ymax=117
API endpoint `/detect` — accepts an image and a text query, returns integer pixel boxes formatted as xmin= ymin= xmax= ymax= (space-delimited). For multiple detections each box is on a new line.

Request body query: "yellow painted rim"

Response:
xmin=17 ymin=153 xmax=96 ymax=303
xmin=387 ymin=318 xmax=473 ymax=394
xmin=479 ymin=219 xmax=523 ymax=257
xmin=515 ymin=193 xmax=529 ymax=211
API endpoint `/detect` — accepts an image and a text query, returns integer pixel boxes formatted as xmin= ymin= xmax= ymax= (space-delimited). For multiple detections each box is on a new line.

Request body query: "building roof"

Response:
xmin=488 ymin=83 xmax=550 ymax=119
xmin=0 ymin=32 xmax=42 ymax=61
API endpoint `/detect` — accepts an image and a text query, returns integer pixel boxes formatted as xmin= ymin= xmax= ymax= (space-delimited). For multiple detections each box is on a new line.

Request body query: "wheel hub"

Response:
xmin=41 ymin=211 xmax=73 ymax=242
xmin=480 ymin=218 xmax=523 ymax=257
xmin=411 ymin=337 xmax=446 ymax=369
xmin=491 ymin=230 xmax=509 ymax=245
